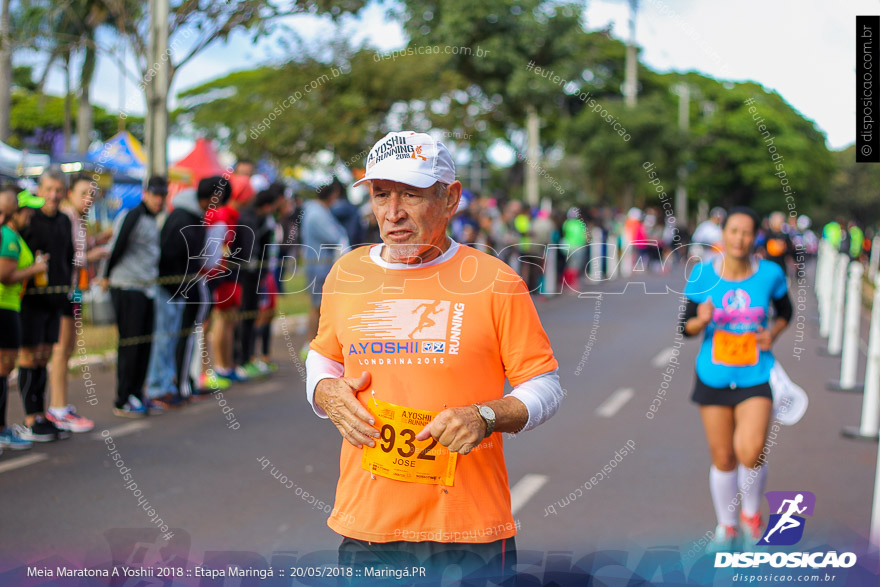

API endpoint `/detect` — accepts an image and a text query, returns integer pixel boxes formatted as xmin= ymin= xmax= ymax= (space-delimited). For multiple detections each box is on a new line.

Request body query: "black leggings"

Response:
xmin=235 ymin=273 xmax=260 ymax=365
xmin=111 ymin=289 xmax=154 ymax=408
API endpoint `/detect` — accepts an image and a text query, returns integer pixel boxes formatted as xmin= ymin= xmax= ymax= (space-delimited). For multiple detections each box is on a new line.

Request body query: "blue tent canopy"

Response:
xmin=87 ymin=131 xmax=146 ymax=179
xmin=101 ymin=182 xmax=143 ymax=221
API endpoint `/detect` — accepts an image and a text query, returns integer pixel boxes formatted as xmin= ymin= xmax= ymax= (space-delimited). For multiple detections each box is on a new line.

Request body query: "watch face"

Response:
xmin=479 ymin=405 xmax=495 ymax=420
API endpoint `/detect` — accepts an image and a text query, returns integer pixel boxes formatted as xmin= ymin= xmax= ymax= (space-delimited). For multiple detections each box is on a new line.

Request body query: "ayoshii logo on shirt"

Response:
xmin=346 ymin=299 xmax=465 ymax=362
xmin=712 ymin=288 xmax=765 ymax=329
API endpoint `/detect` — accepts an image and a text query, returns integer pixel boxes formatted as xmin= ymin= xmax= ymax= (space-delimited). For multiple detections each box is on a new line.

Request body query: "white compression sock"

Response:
xmin=710 ymin=465 xmax=739 ymax=527
xmin=738 ymin=463 xmax=768 ymax=517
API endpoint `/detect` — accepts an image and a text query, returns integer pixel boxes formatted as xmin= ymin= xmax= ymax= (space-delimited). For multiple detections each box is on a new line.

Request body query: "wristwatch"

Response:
xmin=473 ymin=404 xmax=496 ymax=439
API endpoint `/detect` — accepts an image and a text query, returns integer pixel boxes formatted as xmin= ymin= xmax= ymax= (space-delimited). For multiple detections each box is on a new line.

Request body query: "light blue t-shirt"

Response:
xmin=684 ymin=259 xmax=788 ymax=388
xmin=301 ymin=200 xmax=349 ymax=279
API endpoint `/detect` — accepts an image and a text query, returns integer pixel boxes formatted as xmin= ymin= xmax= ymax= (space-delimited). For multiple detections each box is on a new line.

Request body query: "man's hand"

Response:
xmin=415 ymin=406 xmax=486 ymax=455
xmin=314 ymin=371 xmax=378 ymax=449
xmin=99 ymin=278 xmax=109 ymax=292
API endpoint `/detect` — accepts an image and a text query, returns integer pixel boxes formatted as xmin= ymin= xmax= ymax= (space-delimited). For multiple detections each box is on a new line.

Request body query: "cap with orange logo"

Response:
xmin=353 ymin=131 xmax=455 ymax=189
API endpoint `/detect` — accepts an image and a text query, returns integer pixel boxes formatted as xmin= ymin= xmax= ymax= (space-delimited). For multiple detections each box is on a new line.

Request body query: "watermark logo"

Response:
xmin=716 ymin=489 xmax=858 ymax=570
xmin=757 ymin=490 xmax=815 ymax=546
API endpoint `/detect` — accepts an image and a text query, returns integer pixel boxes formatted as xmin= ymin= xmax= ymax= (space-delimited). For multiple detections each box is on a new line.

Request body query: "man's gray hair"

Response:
xmin=434 ymin=182 xmax=448 ymax=199
xmin=39 ymin=165 xmax=68 ymax=188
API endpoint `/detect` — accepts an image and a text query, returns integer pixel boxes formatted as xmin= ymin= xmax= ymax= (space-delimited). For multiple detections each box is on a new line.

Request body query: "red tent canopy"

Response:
xmin=168 ymin=137 xmax=226 ymax=195
xmin=171 ymin=138 xmax=224 ymax=184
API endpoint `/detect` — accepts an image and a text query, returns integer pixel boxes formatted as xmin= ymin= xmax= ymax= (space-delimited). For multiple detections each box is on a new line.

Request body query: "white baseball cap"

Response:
xmin=353 ymin=131 xmax=455 ymax=189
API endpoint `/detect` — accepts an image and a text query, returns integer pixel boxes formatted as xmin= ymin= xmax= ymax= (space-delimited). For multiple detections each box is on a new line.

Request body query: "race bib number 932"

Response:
xmin=361 ymin=398 xmax=458 ymax=486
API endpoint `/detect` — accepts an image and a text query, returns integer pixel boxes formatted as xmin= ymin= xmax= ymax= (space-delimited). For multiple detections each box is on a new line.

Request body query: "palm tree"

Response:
xmin=0 ymin=0 xmax=12 ymax=142
xmin=26 ymin=0 xmax=112 ymax=153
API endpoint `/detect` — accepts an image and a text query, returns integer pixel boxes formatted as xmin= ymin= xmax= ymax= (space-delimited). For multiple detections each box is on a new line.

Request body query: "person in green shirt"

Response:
xmin=561 ymin=207 xmax=588 ymax=289
xmin=847 ymin=221 xmax=865 ymax=260
xmin=823 ymin=219 xmax=842 ymax=251
xmin=0 ymin=186 xmax=48 ymax=450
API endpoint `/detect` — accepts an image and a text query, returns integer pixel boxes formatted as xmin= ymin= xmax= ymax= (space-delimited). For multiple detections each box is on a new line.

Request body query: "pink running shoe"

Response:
xmin=47 ymin=405 xmax=95 ymax=433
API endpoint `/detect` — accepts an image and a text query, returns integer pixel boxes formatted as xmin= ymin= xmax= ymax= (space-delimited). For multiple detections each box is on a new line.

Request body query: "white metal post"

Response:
xmin=827 ymin=256 xmax=849 ymax=355
xmin=830 ymin=262 xmax=864 ymax=390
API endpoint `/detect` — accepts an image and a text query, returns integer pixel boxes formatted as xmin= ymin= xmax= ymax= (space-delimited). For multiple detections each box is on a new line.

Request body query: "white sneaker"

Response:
xmin=0 ymin=426 xmax=33 ymax=450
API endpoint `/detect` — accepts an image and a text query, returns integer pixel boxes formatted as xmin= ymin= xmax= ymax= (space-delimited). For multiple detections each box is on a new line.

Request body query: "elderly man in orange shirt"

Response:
xmin=306 ymin=131 xmax=564 ymax=584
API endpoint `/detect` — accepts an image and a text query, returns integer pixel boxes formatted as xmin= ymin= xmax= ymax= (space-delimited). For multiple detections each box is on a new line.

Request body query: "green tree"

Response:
xmin=398 ymin=0 xmax=675 ymax=205
xmin=177 ymin=46 xmax=464 ymax=167
xmin=12 ymin=65 xmax=37 ymax=91
xmin=7 ymin=89 xmax=140 ymax=152
xmin=827 ymin=146 xmax=880 ymax=227
xmin=684 ymin=75 xmax=833 ymax=218
xmin=104 ymin=0 xmax=367 ymax=173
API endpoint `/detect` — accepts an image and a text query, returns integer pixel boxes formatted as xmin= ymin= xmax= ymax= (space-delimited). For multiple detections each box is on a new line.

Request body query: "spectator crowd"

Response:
xmin=0 ymin=164 xmax=875 ymax=455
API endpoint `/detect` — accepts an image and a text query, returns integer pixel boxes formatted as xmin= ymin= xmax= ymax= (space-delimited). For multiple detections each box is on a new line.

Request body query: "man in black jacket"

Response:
xmin=144 ymin=177 xmax=223 ymax=407
xmin=172 ymin=176 xmax=231 ymax=399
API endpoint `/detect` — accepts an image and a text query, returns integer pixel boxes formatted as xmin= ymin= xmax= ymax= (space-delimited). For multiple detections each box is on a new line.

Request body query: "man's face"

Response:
xmin=143 ymin=190 xmax=167 ymax=214
xmin=235 ymin=162 xmax=255 ymax=177
xmin=69 ymin=180 xmax=95 ymax=215
xmin=370 ymin=179 xmax=461 ymax=263
xmin=38 ymin=177 xmax=66 ymax=214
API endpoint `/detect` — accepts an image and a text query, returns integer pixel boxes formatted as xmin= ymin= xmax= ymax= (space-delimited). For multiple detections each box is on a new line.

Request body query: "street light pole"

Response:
xmin=673 ymin=83 xmax=690 ymax=227
xmin=526 ymin=105 xmax=540 ymax=208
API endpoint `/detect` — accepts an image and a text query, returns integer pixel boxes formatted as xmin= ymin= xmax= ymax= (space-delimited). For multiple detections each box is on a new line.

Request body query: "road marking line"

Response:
xmin=651 ymin=347 xmax=675 ymax=368
xmin=596 ymin=388 xmax=634 ymax=418
xmin=0 ymin=452 xmax=48 ymax=474
xmin=510 ymin=474 xmax=548 ymax=515
xmin=93 ymin=421 xmax=151 ymax=439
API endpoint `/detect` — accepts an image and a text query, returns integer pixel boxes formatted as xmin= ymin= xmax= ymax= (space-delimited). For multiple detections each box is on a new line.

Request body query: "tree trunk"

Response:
xmin=145 ymin=0 xmax=170 ymax=177
xmin=63 ymin=52 xmax=72 ymax=154
xmin=77 ymin=36 xmax=96 ymax=154
xmin=621 ymin=182 xmax=634 ymax=211
xmin=0 ymin=0 xmax=12 ymax=142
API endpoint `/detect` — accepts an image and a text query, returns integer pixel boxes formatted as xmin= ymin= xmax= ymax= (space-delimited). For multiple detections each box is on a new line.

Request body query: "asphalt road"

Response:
xmin=1 ymin=266 xmax=878 ymax=586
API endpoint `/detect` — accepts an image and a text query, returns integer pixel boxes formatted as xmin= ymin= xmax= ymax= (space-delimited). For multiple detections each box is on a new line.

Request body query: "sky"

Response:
xmin=28 ymin=0 xmax=870 ymax=161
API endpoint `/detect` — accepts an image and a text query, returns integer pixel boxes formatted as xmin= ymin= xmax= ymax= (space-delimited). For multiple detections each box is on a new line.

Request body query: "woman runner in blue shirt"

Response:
xmin=681 ymin=207 xmax=793 ymax=553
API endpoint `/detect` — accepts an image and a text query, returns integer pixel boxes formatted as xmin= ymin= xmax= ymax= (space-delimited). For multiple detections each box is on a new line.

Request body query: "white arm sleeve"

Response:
xmin=305 ymin=349 xmax=344 ymax=419
xmin=507 ymin=369 xmax=564 ymax=433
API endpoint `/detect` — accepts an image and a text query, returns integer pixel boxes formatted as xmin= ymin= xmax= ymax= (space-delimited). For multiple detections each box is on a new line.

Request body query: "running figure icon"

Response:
xmin=760 ymin=493 xmax=808 ymax=544
xmin=409 ymin=300 xmax=444 ymax=338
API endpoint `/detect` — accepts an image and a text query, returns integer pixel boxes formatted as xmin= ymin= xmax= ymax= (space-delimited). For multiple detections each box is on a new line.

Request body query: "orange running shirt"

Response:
xmin=310 ymin=242 xmax=558 ymax=543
